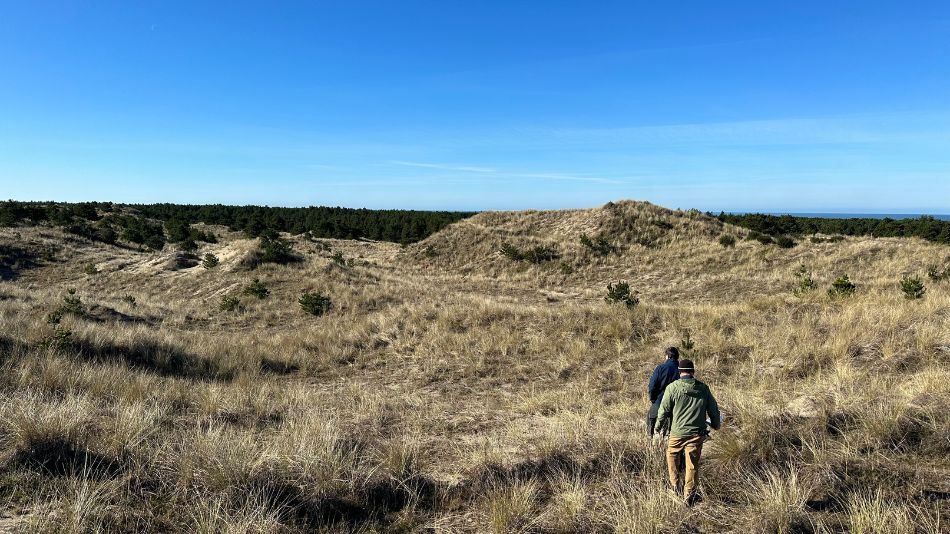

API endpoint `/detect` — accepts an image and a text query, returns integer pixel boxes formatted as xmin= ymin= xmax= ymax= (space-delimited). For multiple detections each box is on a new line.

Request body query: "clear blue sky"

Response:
xmin=2 ymin=1 xmax=949 ymax=212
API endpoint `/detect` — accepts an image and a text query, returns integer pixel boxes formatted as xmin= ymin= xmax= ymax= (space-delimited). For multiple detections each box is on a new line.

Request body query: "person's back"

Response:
xmin=660 ymin=377 xmax=720 ymax=437
xmin=654 ymin=359 xmax=720 ymax=505
xmin=647 ymin=347 xmax=681 ymax=437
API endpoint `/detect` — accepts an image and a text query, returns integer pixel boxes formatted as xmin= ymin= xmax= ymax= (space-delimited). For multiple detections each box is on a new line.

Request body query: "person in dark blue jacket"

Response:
xmin=647 ymin=347 xmax=680 ymax=437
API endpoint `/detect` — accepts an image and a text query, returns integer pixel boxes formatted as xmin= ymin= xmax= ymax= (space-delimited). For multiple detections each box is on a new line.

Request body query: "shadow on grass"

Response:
xmin=9 ymin=438 xmax=123 ymax=479
xmin=249 ymin=474 xmax=439 ymax=530
xmin=82 ymin=304 xmax=155 ymax=325
xmin=0 ymin=245 xmax=38 ymax=281
xmin=0 ymin=335 xmax=31 ymax=363
xmin=260 ymin=357 xmax=299 ymax=375
xmin=70 ymin=337 xmax=233 ymax=382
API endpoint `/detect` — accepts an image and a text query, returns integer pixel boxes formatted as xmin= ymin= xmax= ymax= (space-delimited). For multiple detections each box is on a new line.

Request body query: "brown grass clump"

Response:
xmin=0 ymin=201 xmax=948 ymax=532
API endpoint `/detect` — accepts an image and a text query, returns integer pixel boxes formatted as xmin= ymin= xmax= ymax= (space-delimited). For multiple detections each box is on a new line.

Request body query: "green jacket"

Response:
xmin=654 ymin=377 xmax=721 ymax=437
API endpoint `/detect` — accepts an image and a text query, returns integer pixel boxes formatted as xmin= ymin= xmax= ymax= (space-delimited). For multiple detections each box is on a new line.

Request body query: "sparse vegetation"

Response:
xmin=244 ymin=278 xmax=270 ymax=299
xmin=927 ymin=263 xmax=949 ymax=282
xmin=501 ymin=242 xmax=523 ymax=261
xmin=219 ymin=295 xmax=242 ymax=312
xmin=523 ymin=245 xmax=559 ymax=264
xmin=810 ymin=234 xmax=846 ymax=244
xmin=201 ymin=252 xmax=219 ymax=269
xmin=580 ymin=233 xmax=617 ymax=256
xmin=899 ymin=276 xmax=926 ymax=299
xmin=774 ymin=235 xmax=796 ymax=248
xmin=747 ymin=231 xmax=773 ymax=245
xmin=258 ymin=233 xmax=296 ymax=265
xmin=794 ymin=265 xmax=816 ymax=296
xmin=299 ymin=291 xmax=332 ymax=316
xmin=500 ymin=243 xmax=559 ymax=264
xmin=828 ymin=275 xmax=857 ymax=298
xmin=178 ymin=238 xmax=199 ymax=254
xmin=680 ymin=329 xmax=695 ymax=351
xmin=605 ymin=281 xmax=639 ymax=308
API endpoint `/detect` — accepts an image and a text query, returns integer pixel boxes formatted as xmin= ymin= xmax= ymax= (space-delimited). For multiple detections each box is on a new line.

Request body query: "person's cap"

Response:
xmin=678 ymin=359 xmax=695 ymax=371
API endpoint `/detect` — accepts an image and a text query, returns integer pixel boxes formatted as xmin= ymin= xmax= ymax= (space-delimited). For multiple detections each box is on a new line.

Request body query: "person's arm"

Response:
xmin=654 ymin=387 xmax=673 ymax=433
xmin=648 ymin=367 xmax=660 ymax=403
xmin=706 ymin=387 xmax=721 ymax=431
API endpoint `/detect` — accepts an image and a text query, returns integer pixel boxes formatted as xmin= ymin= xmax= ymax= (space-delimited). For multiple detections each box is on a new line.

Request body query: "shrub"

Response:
xmin=299 ymin=292 xmax=332 ymax=316
xmin=828 ymin=275 xmax=856 ymax=299
xmin=331 ymin=251 xmax=346 ymax=266
xmin=178 ymin=239 xmax=199 ymax=254
xmin=775 ymin=236 xmax=796 ymax=248
xmin=500 ymin=243 xmax=523 ymax=261
xmin=144 ymin=235 xmax=165 ymax=251
xmin=794 ymin=265 xmax=816 ymax=296
xmin=424 ymin=245 xmax=438 ymax=258
xmin=82 ymin=263 xmax=98 ymax=275
xmin=812 ymin=234 xmax=846 ymax=244
xmin=244 ymin=278 xmax=269 ymax=299
xmin=201 ymin=253 xmax=219 ymax=269
xmin=558 ymin=262 xmax=574 ymax=275
xmin=580 ymin=234 xmax=616 ymax=256
xmin=680 ymin=330 xmax=695 ymax=351
xmin=62 ymin=291 xmax=84 ymax=316
xmin=259 ymin=234 xmax=295 ymax=264
xmin=94 ymin=224 xmax=117 ymax=244
xmin=927 ymin=264 xmax=949 ymax=282
xmin=41 ymin=326 xmax=74 ymax=350
xmin=523 ymin=245 xmax=559 ymax=264
xmin=718 ymin=235 xmax=736 ymax=248
xmin=122 ymin=294 xmax=136 ymax=307
xmin=899 ymin=276 xmax=925 ymax=300
xmin=46 ymin=308 xmax=64 ymax=325
xmin=605 ymin=281 xmax=639 ymax=309
xmin=219 ymin=295 xmax=242 ymax=312
xmin=751 ymin=232 xmax=774 ymax=245
xmin=46 ymin=291 xmax=84 ymax=325
xmin=499 ymin=243 xmax=559 ymax=263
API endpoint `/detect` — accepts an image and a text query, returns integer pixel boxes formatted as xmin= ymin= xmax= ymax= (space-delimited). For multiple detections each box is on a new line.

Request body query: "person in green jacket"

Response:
xmin=654 ymin=358 xmax=721 ymax=505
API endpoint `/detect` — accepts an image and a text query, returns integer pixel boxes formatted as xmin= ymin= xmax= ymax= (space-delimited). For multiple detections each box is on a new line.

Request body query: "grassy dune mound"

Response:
xmin=0 ymin=201 xmax=948 ymax=532
xmin=410 ymin=201 xmax=726 ymax=270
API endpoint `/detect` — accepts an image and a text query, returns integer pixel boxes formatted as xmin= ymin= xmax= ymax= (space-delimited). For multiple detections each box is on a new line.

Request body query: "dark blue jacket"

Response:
xmin=648 ymin=358 xmax=680 ymax=407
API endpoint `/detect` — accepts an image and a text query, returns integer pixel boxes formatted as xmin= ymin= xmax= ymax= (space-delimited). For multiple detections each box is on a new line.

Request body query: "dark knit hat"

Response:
xmin=678 ymin=359 xmax=695 ymax=371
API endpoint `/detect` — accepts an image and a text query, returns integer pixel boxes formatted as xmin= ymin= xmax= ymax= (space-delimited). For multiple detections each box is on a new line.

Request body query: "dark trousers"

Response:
xmin=647 ymin=400 xmax=670 ymax=437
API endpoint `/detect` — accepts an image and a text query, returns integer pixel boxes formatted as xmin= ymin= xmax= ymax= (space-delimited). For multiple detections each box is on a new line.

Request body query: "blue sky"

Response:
xmin=1 ymin=1 xmax=949 ymax=212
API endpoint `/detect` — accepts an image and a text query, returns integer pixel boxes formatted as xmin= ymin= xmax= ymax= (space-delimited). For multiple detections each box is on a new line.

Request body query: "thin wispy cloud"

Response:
xmin=508 ymin=172 xmax=627 ymax=185
xmin=386 ymin=160 xmax=629 ymax=185
xmin=388 ymin=160 xmax=496 ymax=173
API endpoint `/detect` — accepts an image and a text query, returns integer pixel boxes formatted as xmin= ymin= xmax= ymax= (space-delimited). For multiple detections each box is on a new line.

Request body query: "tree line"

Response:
xmin=716 ymin=212 xmax=950 ymax=245
xmin=0 ymin=200 xmax=474 ymax=247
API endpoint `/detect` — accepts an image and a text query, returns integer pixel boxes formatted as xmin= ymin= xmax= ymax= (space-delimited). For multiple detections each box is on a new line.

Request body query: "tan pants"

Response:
xmin=666 ymin=435 xmax=704 ymax=497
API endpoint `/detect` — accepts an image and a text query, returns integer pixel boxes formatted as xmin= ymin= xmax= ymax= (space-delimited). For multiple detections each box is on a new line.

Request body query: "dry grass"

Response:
xmin=0 ymin=200 xmax=948 ymax=532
